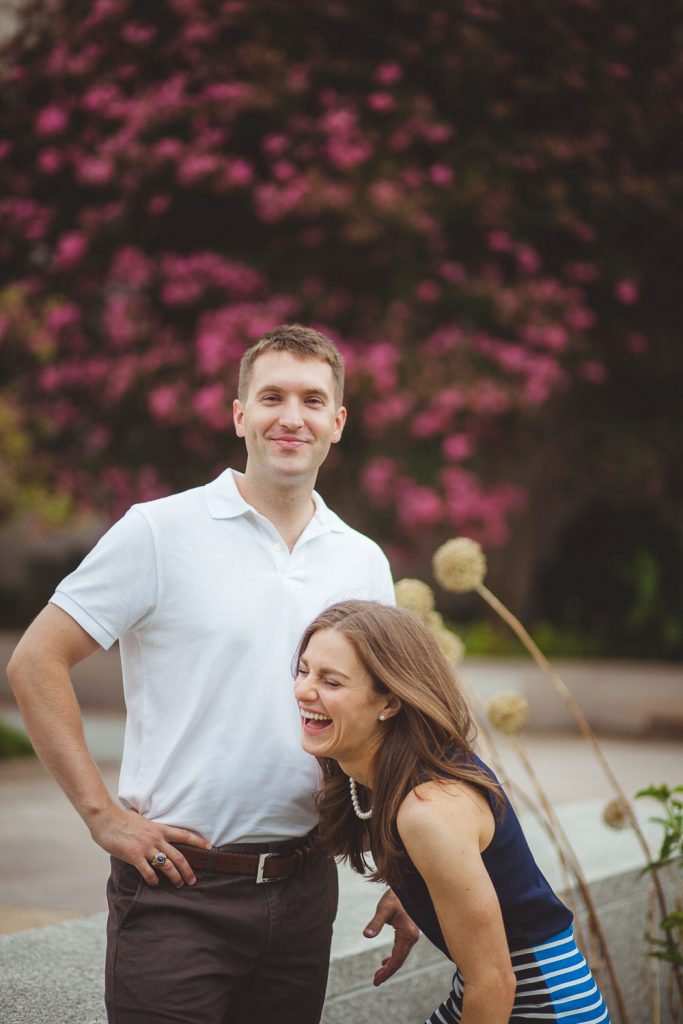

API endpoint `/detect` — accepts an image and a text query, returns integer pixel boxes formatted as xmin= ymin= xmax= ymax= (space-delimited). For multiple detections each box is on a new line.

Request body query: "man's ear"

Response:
xmin=233 ymin=399 xmax=245 ymax=437
xmin=331 ymin=405 xmax=347 ymax=444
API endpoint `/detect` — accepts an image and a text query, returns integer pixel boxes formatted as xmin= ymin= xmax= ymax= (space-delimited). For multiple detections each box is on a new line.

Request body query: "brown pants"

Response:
xmin=105 ymin=840 xmax=338 ymax=1024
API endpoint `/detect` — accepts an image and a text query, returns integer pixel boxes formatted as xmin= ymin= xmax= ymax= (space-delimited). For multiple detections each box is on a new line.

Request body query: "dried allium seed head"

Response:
xmin=602 ymin=797 xmax=631 ymax=831
xmin=432 ymin=537 xmax=487 ymax=592
xmin=394 ymin=578 xmax=435 ymax=621
xmin=487 ymin=692 xmax=529 ymax=735
xmin=434 ymin=626 xmax=466 ymax=665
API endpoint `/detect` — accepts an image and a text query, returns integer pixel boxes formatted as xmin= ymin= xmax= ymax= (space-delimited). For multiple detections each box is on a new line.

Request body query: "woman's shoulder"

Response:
xmin=397 ymin=776 xmax=490 ymax=843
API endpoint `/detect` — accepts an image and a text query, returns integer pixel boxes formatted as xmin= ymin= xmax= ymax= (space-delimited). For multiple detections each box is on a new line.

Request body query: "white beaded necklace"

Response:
xmin=349 ymin=777 xmax=373 ymax=820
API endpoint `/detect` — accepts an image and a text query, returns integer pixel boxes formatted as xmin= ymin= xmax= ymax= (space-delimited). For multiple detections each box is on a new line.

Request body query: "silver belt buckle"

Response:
xmin=256 ymin=851 xmax=280 ymax=884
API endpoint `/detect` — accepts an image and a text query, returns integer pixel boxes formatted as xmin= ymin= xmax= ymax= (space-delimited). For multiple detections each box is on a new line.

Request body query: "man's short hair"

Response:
xmin=238 ymin=324 xmax=345 ymax=406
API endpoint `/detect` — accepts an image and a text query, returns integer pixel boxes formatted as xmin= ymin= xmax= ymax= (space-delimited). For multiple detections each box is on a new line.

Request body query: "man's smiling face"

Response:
xmin=233 ymin=350 xmax=346 ymax=485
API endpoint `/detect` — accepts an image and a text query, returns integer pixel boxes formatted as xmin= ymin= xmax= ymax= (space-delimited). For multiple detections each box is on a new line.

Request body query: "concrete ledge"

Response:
xmin=0 ymin=800 xmax=675 ymax=1023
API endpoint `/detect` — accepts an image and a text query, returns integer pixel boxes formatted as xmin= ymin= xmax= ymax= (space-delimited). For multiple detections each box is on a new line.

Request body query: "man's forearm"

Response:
xmin=8 ymin=649 xmax=117 ymax=828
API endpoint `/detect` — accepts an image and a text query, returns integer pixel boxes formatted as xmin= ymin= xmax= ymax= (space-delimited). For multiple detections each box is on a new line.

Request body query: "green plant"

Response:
xmin=637 ymin=784 xmax=683 ymax=968
xmin=0 ymin=718 xmax=34 ymax=758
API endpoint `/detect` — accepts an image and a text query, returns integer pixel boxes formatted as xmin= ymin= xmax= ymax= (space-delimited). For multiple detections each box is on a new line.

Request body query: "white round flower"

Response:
xmin=395 ymin=578 xmax=435 ymax=621
xmin=432 ymin=537 xmax=487 ymax=592
xmin=487 ymin=692 xmax=529 ymax=735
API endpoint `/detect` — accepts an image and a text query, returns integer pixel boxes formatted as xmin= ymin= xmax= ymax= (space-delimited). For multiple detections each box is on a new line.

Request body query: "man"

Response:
xmin=7 ymin=324 xmax=419 ymax=1023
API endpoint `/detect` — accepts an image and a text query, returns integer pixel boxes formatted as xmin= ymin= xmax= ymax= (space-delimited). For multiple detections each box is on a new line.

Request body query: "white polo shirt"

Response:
xmin=51 ymin=469 xmax=394 ymax=845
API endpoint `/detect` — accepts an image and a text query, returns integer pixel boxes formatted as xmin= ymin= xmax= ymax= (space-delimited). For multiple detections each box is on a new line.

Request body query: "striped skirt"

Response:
xmin=424 ymin=926 xmax=610 ymax=1023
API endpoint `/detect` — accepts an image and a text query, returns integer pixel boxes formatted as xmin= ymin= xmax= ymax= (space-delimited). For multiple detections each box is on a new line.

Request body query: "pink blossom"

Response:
xmin=615 ymin=279 xmax=639 ymax=305
xmin=196 ymin=330 xmax=227 ymax=374
xmin=416 ymin=280 xmax=441 ymax=302
xmin=575 ymin=222 xmax=596 ymax=243
xmin=367 ymin=92 xmax=395 ymax=113
xmin=254 ymin=180 xmax=309 ymax=221
xmin=443 ymin=434 xmax=474 ymax=461
xmin=0 ymin=140 xmax=12 ymax=159
xmin=226 ymin=159 xmax=254 ymax=185
xmin=523 ymin=377 xmax=551 ymax=405
xmin=389 ymin=130 xmax=411 ymax=152
xmin=110 ymin=247 xmax=152 ymax=288
xmin=429 ymin=164 xmax=453 ymax=186
xmin=182 ymin=21 xmax=212 ymax=44
xmin=82 ymin=84 xmax=123 ymax=111
xmin=46 ymin=303 xmax=80 ymax=331
xmin=422 ymin=123 xmax=453 ymax=144
xmin=325 ymin=137 xmax=372 ymax=169
xmin=121 ymin=22 xmax=158 ymax=45
xmin=262 ymin=134 xmax=289 ymax=157
xmin=439 ymin=262 xmax=466 ymax=284
xmin=374 ymin=63 xmax=403 ymax=85
xmin=607 ymin=62 xmax=631 ymax=79
xmin=161 ymin=280 xmax=203 ymax=306
xmin=516 ymin=244 xmax=541 ymax=274
xmin=299 ymin=226 xmax=325 ymax=247
xmin=192 ymin=384 xmax=231 ymax=430
xmin=362 ymin=393 xmax=414 ymax=433
xmin=486 ymin=230 xmax=512 ymax=252
xmin=565 ymin=261 xmax=597 ymax=283
xmin=628 ymin=332 xmax=648 ymax=355
xmin=363 ymin=343 xmax=399 ymax=390
xmin=53 ymin=232 xmax=87 ymax=269
xmin=36 ymin=106 xmax=69 ymax=136
xmin=411 ymin=408 xmax=447 ymax=438
xmin=148 ymin=194 xmax=171 ymax=215
xmin=177 ymin=154 xmax=220 ymax=184
xmin=370 ymin=181 xmax=401 ymax=205
xmin=103 ymin=294 xmax=138 ymax=346
xmin=580 ymin=361 xmax=607 ymax=384
xmin=154 ymin=138 xmax=183 ymax=160
xmin=77 ymin=156 xmax=114 ymax=185
xmin=322 ymin=107 xmax=357 ymax=133
xmin=540 ymin=325 xmax=568 ymax=351
xmin=204 ymin=81 xmax=251 ymax=103
xmin=38 ymin=149 xmax=62 ymax=173
xmin=397 ymin=482 xmax=443 ymax=528
xmin=38 ymin=365 xmax=63 ymax=391
xmin=148 ymin=385 xmax=179 ymax=420
xmin=273 ymin=160 xmax=296 ymax=181
xmin=566 ymin=306 xmax=596 ymax=330
xmin=468 ymin=382 xmax=509 ymax=414
xmin=361 ymin=457 xmax=397 ymax=506
xmin=287 ymin=65 xmax=308 ymax=92
xmin=401 ymin=168 xmax=423 ymax=189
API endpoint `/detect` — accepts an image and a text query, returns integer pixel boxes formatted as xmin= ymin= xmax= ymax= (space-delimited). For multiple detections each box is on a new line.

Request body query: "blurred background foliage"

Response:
xmin=0 ymin=0 xmax=681 ymax=656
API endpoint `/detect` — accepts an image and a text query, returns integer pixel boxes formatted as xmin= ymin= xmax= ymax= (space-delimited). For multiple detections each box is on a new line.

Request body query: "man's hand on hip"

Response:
xmin=363 ymin=889 xmax=420 ymax=986
xmin=88 ymin=804 xmax=212 ymax=888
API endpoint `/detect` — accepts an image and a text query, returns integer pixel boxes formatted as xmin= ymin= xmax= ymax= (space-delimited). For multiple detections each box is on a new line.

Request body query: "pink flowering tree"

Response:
xmin=1 ymin=0 xmax=680 ymax=622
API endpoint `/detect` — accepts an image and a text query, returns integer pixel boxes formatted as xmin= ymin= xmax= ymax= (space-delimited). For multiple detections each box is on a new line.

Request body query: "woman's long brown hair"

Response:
xmin=295 ymin=600 xmax=502 ymax=889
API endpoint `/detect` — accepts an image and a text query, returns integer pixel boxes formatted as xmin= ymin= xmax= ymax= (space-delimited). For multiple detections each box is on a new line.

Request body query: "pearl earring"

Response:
xmin=379 ymin=714 xmax=386 ymax=721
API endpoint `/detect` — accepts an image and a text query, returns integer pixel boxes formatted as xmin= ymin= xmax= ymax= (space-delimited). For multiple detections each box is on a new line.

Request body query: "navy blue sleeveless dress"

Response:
xmin=391 ymin=754 xmax=611 ymax=1024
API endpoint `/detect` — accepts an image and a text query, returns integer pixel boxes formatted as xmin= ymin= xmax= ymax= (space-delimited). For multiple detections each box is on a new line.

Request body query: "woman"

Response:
xmin=294 ymin=600 xmax=610 ymax=1024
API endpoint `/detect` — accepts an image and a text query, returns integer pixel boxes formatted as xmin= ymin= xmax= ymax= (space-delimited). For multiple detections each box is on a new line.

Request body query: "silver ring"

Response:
xmin=150 ymin=852 xmax=167 ymax=867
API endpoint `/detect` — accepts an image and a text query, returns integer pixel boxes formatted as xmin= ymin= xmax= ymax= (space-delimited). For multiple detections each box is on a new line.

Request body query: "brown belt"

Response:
xmin=172 ymin=841 xmax=315 ymax=884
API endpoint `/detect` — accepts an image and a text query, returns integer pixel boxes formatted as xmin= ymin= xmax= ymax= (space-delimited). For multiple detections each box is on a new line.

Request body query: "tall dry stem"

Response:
xmin=475 ymin=580 xmax=683 ymax=1003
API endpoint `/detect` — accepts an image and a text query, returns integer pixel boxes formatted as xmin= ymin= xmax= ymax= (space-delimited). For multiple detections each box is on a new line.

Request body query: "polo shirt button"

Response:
xmin=273 ymin=543 xmax=282 ymax=551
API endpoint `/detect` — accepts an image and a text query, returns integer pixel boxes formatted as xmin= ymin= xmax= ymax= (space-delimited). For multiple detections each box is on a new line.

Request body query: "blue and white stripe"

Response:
xmin=424 ymin=927 xmax=610 ymax=1024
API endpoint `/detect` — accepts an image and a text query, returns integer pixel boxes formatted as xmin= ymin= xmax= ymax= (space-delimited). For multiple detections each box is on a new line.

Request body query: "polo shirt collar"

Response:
xmin=204 ymin=468 xmax=348 ymax=534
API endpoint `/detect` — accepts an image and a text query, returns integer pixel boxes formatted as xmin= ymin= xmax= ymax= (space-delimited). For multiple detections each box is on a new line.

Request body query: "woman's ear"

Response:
xmin=380 ymin=696 xmax=402 ymax=721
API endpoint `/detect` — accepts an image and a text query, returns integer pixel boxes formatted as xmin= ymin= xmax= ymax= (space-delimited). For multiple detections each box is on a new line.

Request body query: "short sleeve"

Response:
xmin=50 ymin=507 xmax=158 ymax=649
